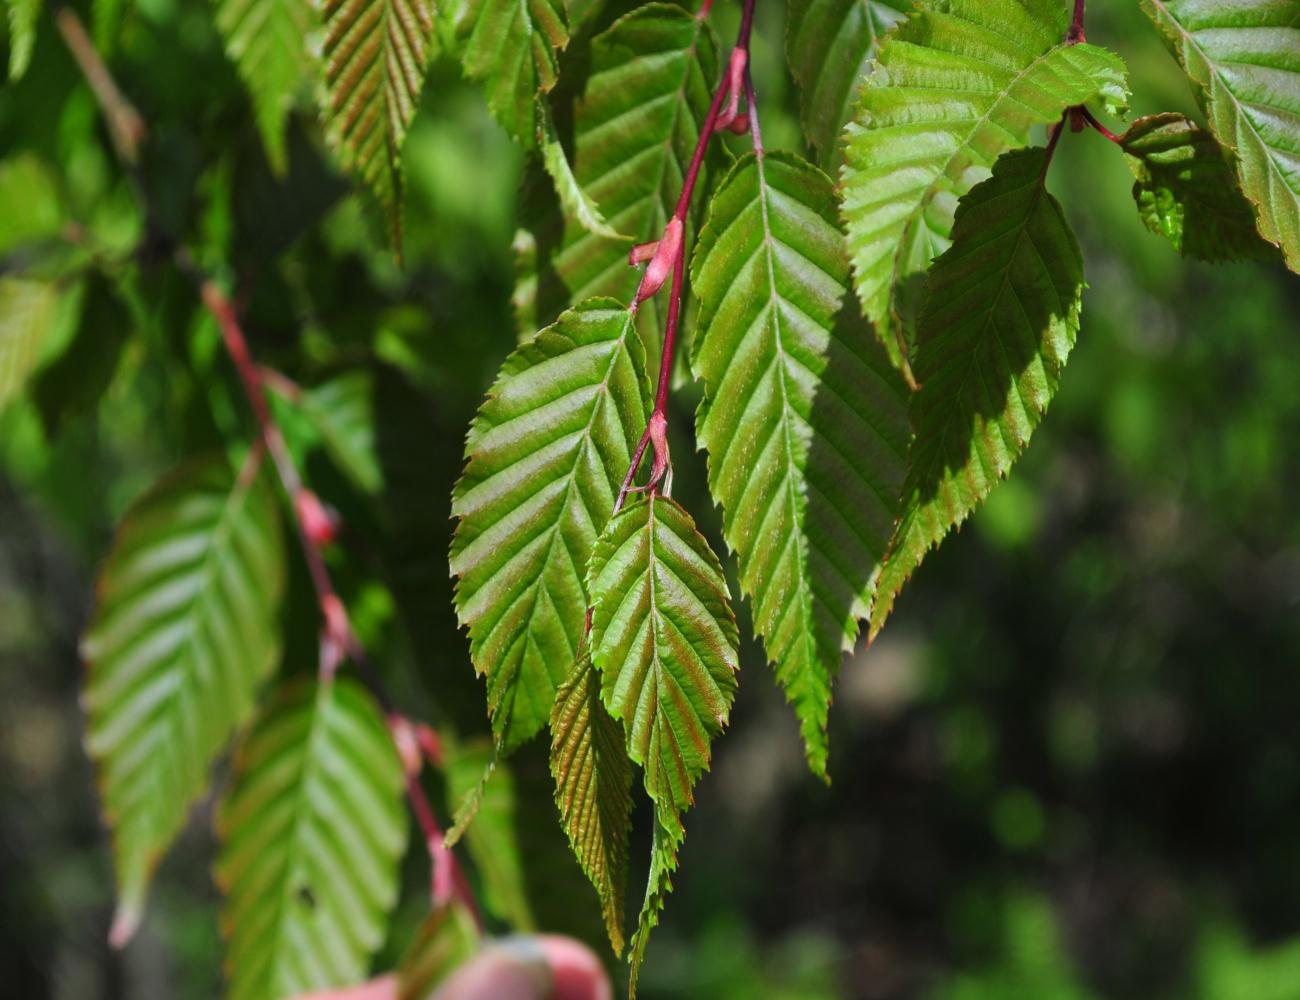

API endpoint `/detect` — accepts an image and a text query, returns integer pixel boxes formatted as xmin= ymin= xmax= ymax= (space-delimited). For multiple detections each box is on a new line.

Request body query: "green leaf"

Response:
xmin=212 ymin=0 xmax=315 ymax=174
xmin=550 ymin=646 xmax=633 ymax=954
xmin=93 ymin=0 xmax=129 ymax=54
xmin=840 ymin=0 xmax=1127 ymax=370
xmin=5 ymin=0 xmax=40 ymax=80
xmin=690 ymin=151 xmax=909 ymax=777
xmin=451 ymin=298 xmax=651 ymax=751
xmin=513 ymin=2 xmax=721 ymax=351
xmin=587 ymin=493 xmax=739 ymax=822
xmin=785 ymin=0 xmax=908 ymax=170
xmin=1120 ymin=112 xmax=1283 ymax=262
xmin=215 ymin=678 xmax=408 ymax=1000
xmin=299 ymin=371 xmax=384 ymax=495
xmin=396 ymin=903 xmax=480 ymax=1000
xmin=585 ymin=493 xmax=737 ymax=990
xmin=1140 ymin=0 xmax=1300 ymax=271
xmin=82 ymin=454 xmax=285 ymax=944
xmin=319 ymin=0 xmax=437 ymax=250
xmin=538 ymin=97 xmax=624 ymax=240
xmin=444 ymin=738 xmax=533 ymax=928
xmin=869 ymin=146 xmax=1082 ymax=640
xmin=0 ymin=153 xmax=64 ymax=255
xmin=0 ymin=277 xmax=59 ymax=410
xmin=459 ymin=0 xmax=568 ymax=145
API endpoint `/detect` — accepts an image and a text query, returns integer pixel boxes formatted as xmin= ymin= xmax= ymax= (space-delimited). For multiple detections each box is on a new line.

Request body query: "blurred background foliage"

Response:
xmin=1 ymin=0 xmax=1298 ymax=997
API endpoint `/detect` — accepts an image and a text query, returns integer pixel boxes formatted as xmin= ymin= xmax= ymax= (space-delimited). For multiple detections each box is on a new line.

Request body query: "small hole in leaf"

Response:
xmin=297 ymin=885 xmax=316 ymax=910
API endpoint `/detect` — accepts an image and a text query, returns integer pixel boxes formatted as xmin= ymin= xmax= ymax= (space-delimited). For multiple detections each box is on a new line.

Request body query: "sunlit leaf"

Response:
xmin=0 ymin=277 xmax=59 ymax=409
xmin=5 ymin=0 xmax=40 ymax=80
xmin=690 ymin=150 xmax=908 ymax=776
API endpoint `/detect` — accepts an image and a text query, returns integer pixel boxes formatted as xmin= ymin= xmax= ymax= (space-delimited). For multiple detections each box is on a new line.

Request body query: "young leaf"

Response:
xmin=318 ymin=0 xmax=437 ymax=249
xmin=82 ymin=454 xmax=285 ymax=944
xmin=690 ymin=151 xmax=909 ymax=777
xmin=586 ymin=493 xmax=737 ymax=991
xmin=513 ymin=2 xmax=721 ymax=349
xmin=870 ymin=147 xmax=1082 ymax=639
xmin=1140 ymin=0 xmax=1299 ymax=271
xmin=6 ymin=0 xmax=40 ymax=80
xmin=550 ymin=646 xmax=633 ymax=954
xmin=459 ymin=0 xmax=568 ymax=145
xmin=586 ymin=493 xmax=739 ymax=823
xmin=215 ymin=678 xmax=408 ymax=1000
xmin=451 ymin=298 xmax=652 ymax=752
xmin=1120 ymin=112 xmax=1282 ymax=263
xmin=538 ymin=98 xmax=624 ymax=240
xmin=785 ymin=0 xmax=907 ymax=170
xmin=213 ymin=0 xmax=315 ymax=174
xmin=396 ymin=903 xmax=480 ymax=1000
xmin=0 ymin=277 xmax=59 ymax=409
xmin=840 ymin=0 xmax=1127 ymax=369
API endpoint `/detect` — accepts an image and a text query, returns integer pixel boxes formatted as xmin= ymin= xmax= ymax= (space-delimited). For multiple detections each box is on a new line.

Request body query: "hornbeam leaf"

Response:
xmin=6 ymin=0 xmax=40 ymax=80
xmin=213 ymin=0 xmax=315 ymax=174
xmin=1140 ymin=0 xmax=1300 ymax=271
xmin=396 ymin=903 xmax=480 ymax=1000
xmin=82 ymin=454 xmax=285 ymax=944
xmin=451 ymin=298 xmax=651 ymax=752
xmin=459 ymin=0 xmax=568 ymax=145
xmin=215 ymin=678 xmax=407 ymax=1000
xmin=1120 ymin=112 xmax=1283 ymax=262
xmin=785 ymin=0 xmax=908 ymax=170
xmin=319 ymin=0 xmax=437 ymax=249
xmin=538 ymin=97 xmax=625 ymax=240
xmin=586 ymin=493 xmax=739 ymax=822
xmin=869 ymin=147 xmax=1083 ymax=639
xmin=513 ymin=2 xmax=721 ymax=351
xmin=0 ymin=277 xmax=59 ymax=409
xmin=690 ymin=151 xmax=908 ymax=777
xmin=627 ymin=807 xmax=679 ymax=998
xmin=840 ymin=0 xmax=1127 ymax=369
xmin=550 ymin=646 xmax=633 ymax=954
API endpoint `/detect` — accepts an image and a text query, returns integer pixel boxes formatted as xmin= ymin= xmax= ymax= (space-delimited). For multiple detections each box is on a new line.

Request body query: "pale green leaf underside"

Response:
xmin=586 ymin=494 xmax=738 ymax=825
xmin=396 ymin=903 xmax=480 ymax=1000
xmin=0 ymin=277 xmax=59 ymax=409
xmin=1140 ymin=0 xmax=1300 ymax=271
xmin=539 ymin=98 xmax=624 ymax=240
xmin=460 ymin=0 xmax=568 ymax=145
xmin=6 ymin=0 xmax=40 ymax=80
xmin=1120 ymin=112 xmax=1282 ymax=262
xmin=690 ymin=150 xmax=908 ymax=777
xmin=514 ymin=2 xmax=719 ymax=363
xmin=213 ymin=0 xmax=315 ymax=173
xmin=870 ymin=147 xmax=1083 ymax=638
xmin=840 ymin=0 xmax=1127 ymax=367
xmin=550 ymin=647 xmax=633 ymax=954
xmin=451 ymin=297 xmax=651 ymax=752
xmin=215 ymin=678 xmax=407 ymax=1000
xmin=82 ymin=455 xmax=285 ymax=943
xmin=785 ymin=0 xmax=908 ymax=170
xmin=319 ymin=0 xmax=436 ymax=247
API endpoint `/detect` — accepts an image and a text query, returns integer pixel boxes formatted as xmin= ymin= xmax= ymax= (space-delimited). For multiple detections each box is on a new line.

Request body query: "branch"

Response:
xmin=1068 ymin=0 xmax=1086 ymax=44
xmin=615 ymin=0 xmax=760 ymax=511
xmin=54 ymin=5 xmax=479 ymax=926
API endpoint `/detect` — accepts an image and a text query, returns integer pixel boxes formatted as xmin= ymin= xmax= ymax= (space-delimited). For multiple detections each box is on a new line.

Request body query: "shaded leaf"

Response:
xmin=690 ymin=151 xmax=908 ymax=776
xmin=840 ymin=0 xmax=1127 ymax=370
xmin=1120 ymin=112 xmax=1282 ymax=262
xmin=319 ymin=0 xmax=437 ymax=249
xmin=213 ymin=0 xmax=315 ymax=173
xmin=396 ymin=903 xmax=480 ymax=1000
xmin=215 ymin=678 xmax=408 ymax=1000
xmin=450 ymin=298 xmax=651 ymax=751
xmin=82 ymin=454 xmax=285 ymax=943
xmin=785 ymin=0 xmax=907 ymax=170
xmin=0 ymin=153 xmax=64 ymax=255
xmin=1140 ymin=0 xmax=1299 ymax=271
xmin=538 ymin=97 xmax=624 ymax=240
xmin=870 ymin=147 xmax=1083 ymax=639
xmin=550 ymin=646 xmax=632 ymax=954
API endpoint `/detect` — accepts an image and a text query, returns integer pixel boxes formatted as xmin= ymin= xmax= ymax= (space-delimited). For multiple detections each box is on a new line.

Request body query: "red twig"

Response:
xmin=1068 ymin=0 xmax=1086 ymax=43
xmin=1079 ymin=105 xmax=1123 ymax=143
xmin=56 ymin=5 xmax=480 ymax=926
xmin=617 ymin=0 xmax=760 ymax=511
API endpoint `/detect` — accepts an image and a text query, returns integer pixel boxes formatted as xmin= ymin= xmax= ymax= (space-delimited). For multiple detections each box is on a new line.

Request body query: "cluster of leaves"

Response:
xmin=0 ymin=0 xmax=1295 ymax=998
